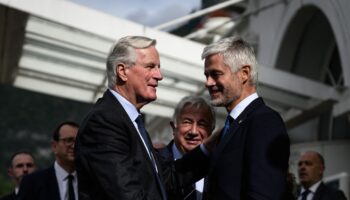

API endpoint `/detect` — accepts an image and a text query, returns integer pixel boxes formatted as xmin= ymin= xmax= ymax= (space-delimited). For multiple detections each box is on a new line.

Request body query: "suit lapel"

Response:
xmin=104 ymin=90 xmax=157 ymax=168
xmin=313 ymin=182 xmax=325 ymax=200
xmin=104 ymin=90 xmax=167 ymax=200
xmin=210 ymin=98 xmax=265 ymax=169
xmin=47 ymin=166 xmax=61 ymax=200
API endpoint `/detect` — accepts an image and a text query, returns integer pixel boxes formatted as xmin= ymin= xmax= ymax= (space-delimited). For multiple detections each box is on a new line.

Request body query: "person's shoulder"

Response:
xmin=22 ymin=165 xmax=54 ymax=183
xmin=156 ymin=141 xmax=173 ymax=160
xmin=320 ymin=183 xmax=347 ymax=199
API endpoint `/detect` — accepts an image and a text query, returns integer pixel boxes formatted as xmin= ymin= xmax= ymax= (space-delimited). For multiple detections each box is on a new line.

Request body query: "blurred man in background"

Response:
xmin=18 ymin=121 xmax=79 ymax=200
xmin=297 ymin=151 xmax=347 ymax=200
xmin=0 ymin=151 xmax=36 ymax=200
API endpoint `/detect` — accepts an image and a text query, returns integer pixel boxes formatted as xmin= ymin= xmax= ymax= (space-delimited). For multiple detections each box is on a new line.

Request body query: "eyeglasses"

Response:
xmin=58 ymin=137 xmax=76 ymax=145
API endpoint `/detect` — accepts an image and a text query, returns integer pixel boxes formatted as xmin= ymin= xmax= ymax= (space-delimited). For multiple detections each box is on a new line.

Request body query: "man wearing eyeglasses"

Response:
xmin=18 ymin=121 xmax=79 ymax=200
xmin=0 ymin=151 xmax=36 ymax=200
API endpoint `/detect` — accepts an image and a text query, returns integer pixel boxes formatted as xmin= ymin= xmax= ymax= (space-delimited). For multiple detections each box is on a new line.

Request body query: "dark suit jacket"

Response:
xmin=17 ymin=165 xmax=60 ymax=200
xmin=0 ymin=192 xmax=16 ymax=200
xmin=298 ymin=182 xmax=347 ymax=200
xmin=204 ymin=97 xmax=290 ymax=200
xmin=158 ymin=140 xmax=200 ymax=200
xmin=75 ymin=90 xmax=209 ymax=200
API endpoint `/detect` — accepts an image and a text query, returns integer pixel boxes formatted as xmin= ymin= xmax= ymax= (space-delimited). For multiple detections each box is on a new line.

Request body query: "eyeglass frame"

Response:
xmin=57 ymin=137 xmax=76 ymax=145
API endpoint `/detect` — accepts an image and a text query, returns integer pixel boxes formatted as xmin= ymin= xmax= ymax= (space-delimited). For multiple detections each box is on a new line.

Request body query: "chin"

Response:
xmin=210 ymin=98 xmax=224 ymax=106
xmin=147 ymin=94 xmax=157 ymax=101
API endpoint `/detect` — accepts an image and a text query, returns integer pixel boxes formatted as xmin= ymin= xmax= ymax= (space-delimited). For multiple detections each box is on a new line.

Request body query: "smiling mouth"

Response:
xmin=186 ymin=140 xmax=200 ymax=145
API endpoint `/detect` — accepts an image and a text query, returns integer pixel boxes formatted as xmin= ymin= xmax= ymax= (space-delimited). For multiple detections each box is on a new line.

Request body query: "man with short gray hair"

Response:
xmin=75 ymin=36 xmax=210 ymax=200
xmin=202 ymin=36 xmax=290 ymax=199
xmin=158 ymin=95 xmax=216 ymax=200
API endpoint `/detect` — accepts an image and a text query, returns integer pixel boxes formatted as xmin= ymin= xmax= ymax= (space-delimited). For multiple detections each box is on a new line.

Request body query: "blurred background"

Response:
xmin=0 ymin=0 xmax=349 ymax=197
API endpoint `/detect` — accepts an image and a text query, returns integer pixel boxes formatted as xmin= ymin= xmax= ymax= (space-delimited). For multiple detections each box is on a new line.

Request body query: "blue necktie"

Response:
xmin=221 ymin=115 xmax=233 ymax=140
xmin=301 ymin=189 xmax=310 ymax=200
xmin=135 ymin=115 xmax=167 ymax=200
xmin=135 ymin=116 xmax=153 ymax=151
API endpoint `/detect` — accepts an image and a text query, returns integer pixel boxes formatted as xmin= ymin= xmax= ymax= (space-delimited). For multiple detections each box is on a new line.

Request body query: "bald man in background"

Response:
xmin=297 ymin=151 xmax=347 ymax=200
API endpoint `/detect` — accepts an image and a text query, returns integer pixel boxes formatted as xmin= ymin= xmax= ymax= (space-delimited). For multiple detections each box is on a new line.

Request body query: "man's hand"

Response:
xmin=203 ymin=127 xmax=223 ymax=153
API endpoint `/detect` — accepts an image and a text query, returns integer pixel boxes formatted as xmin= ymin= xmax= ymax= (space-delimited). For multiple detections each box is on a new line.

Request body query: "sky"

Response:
xmin=72 ymin=0 xmax=201 ymax=27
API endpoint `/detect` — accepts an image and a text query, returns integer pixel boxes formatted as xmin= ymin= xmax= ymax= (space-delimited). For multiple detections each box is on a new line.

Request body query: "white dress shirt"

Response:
xmin=229 ymin=92 xmax=259 ymax=120
xmin=298 ymin=181 xmax=322 ymax=200
xmin=54 ymin=161 xmax=78 ymax=200
xmin=109 ymin=89 xmax=158 ymax=172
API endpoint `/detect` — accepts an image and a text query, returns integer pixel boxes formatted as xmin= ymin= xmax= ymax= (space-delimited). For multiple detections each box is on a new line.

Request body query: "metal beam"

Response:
xmin=259 ymin=65 xmax=342 ymax=100
xmin=154 ymin=0 xmax=243 ymax=30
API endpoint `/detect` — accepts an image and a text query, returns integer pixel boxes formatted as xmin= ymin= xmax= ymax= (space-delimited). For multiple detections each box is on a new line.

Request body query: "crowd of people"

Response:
xmin=1 ymin=35 xmax=347 ymax=200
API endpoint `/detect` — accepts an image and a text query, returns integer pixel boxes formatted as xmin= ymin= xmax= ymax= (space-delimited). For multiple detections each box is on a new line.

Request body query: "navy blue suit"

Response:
xmin=204 ymin=97 xmax=290 ymax=200
xmin=17 ymin=165 xmax=60 ymax=200
xmin=75 ymin=90 xmax=209 ymax=200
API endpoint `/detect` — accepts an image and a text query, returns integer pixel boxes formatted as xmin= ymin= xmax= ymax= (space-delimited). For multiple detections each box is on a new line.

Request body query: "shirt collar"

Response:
xmin=229 ymin=92 xmax=258 ymax=119
xmin=109 ymin=89 xmax=139 ymax=121
xmin=172 ymin=142 xmax=183 ymax=160
xmin=301 ymin=180 xmax=322 ymax=194
xmin=54 ymin=161 xmax=76 ymax=181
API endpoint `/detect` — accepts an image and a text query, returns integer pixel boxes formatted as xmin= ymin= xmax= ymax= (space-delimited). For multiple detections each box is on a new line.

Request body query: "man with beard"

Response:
xmin=201 ymin=36 xmax=290 ymax=199
xmin=18 ymin=121 xmax=79 ymax=200
xmin=297 ymin=151 xmax=346 ymax=200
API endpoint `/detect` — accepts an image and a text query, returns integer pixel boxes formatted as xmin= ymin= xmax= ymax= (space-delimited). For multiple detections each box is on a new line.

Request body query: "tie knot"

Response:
xmin=301 ymin=189 xmax=310 ymax=200
xmin=223 ymin=116 xmax=233 ymax=131
xmin=302 ymin=189 xmax=310 ymax=195
xmin=224 ymin=116 xmax=233 ymax=126
xmin=135 ymin=115 xmax=144 ymax=125
xmin=67 ymin=174 xmax=74 ymax=181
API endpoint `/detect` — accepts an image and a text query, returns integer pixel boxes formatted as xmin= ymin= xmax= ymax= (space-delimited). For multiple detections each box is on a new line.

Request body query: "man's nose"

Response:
xmin=190 ymin=124 xmax=199 ymax=134
xmin=154 ymin=67 xmax=163 ymax=81
xmin=205 ymin=76 xmax=215 ymax=87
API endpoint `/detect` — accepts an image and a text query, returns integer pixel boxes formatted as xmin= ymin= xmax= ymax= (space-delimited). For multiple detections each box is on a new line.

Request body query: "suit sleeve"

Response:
xmin=76 ymin=112 xmax=150 ymax=200
xmin=17 ymin=174 xmax=39 ymax=200
xmin=244 ymin=110 xmax=290 ymax=200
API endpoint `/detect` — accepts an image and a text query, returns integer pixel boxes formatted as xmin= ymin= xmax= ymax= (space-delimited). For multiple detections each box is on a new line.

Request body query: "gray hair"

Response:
xmin=201 ymin=36 xmax=258 ymax=86
xmin=106 ymin=36 xmax=157 ymax=88
xmin=172 ymin=96 xmax=216 ymax=130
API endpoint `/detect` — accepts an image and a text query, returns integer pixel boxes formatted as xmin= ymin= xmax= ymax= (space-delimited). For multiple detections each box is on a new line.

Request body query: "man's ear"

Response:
xmin=8 ymin=168 xmax=13 ymax=177
xmin=116 ymin=63 xmax=128 ymax=82
xmin=240 ymin=65 xmax=251 ymax=84
xmin=51 ymin=140 xmax=57 ymax=154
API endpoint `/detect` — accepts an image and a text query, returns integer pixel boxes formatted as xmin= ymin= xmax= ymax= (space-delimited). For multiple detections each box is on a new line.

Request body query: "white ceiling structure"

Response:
xmin=0 ymin=0 xmax=349 ymax=141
